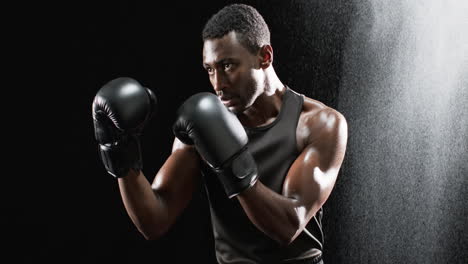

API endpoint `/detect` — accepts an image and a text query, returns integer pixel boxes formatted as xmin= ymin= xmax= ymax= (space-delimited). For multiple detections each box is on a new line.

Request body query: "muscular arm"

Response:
xmin=118 ymin=138 xmax=201 ymax=240
xmin=237 ymin=108 xmax=348 ymax=245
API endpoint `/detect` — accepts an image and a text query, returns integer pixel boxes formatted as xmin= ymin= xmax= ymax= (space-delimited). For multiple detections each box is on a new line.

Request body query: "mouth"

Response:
xmin=218 ymin=93 xmax=232 ymax=100
xmin=222 ymin=100 xmax=236 ymax=108
xmin=218 ymin=94 xmax=236 ymax=106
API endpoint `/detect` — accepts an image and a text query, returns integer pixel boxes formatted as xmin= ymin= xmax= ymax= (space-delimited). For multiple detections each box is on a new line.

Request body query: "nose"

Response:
xmin=212 ymin=70 xmax=228 ymax=95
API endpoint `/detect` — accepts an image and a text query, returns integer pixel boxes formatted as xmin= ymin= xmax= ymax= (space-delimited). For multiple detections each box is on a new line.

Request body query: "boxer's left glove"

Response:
xmin=92 ymin=77 xmax=157 ymax=178
xmin=172 ymin=92 xmax=258 ymax=198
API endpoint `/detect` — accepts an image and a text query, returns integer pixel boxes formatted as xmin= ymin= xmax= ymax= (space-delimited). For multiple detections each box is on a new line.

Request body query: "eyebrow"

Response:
xmin=203 ymin=58 xmax=235 ymax=67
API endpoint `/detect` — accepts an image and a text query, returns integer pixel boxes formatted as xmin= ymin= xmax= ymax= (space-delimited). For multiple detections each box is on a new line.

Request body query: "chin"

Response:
xmin=228 ymin=105 xmax=244 ymax=115
xmin=228 ymin=106 xmax=240 ymax=114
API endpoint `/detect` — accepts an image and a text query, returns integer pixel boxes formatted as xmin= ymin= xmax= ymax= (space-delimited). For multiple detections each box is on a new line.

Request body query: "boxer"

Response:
xmin=92 ymin=4 xmax=347 ymax=264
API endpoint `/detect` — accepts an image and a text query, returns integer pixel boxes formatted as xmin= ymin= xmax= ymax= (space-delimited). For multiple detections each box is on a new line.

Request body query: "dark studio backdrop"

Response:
xmin=10 ymin=0 xmax=467 ymax=263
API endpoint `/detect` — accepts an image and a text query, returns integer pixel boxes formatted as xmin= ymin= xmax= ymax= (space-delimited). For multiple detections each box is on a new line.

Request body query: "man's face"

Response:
xmin=203 ymin=31 xmax=264 ymax=114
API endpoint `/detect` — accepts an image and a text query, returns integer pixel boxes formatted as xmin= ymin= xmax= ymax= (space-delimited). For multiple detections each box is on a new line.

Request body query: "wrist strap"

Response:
xmin=98 ymin=134 xmax=142 ymax=178
xmin=213 ymin=148 xmax=258 ymax=198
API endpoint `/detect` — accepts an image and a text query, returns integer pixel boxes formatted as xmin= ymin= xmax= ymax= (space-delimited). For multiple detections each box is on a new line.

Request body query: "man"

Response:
xmin=92 ymin=4 xmax=347 ymax=264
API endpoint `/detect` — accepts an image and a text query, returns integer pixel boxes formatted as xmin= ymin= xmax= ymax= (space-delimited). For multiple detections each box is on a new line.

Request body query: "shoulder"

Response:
xmin=296 ymin=96 xmax=348 ymax=150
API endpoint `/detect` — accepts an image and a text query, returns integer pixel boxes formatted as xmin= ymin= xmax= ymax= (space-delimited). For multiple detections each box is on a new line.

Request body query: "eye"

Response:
xmin=223 ymin=63 xmax=232 ymax=71
xmin=206 ymin=67 xmax=214 ymax=75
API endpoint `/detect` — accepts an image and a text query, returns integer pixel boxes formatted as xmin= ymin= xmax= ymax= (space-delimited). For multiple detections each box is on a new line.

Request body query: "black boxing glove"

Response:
xmin=172 ymin=92 xmax=258 ymax=198
xmin=92 ymin=77 xmax=157 ymax=178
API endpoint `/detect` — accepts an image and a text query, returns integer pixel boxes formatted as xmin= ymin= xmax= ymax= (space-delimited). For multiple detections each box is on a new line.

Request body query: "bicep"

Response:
xmin=283 ymin=112 xmax=347 ymax=217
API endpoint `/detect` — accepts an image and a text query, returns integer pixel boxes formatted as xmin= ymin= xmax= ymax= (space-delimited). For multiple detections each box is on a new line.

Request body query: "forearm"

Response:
xmin=118 ymin=169 xmax=170 ymax=240
xmin=237 ymin=182 xmax=313 ymax=245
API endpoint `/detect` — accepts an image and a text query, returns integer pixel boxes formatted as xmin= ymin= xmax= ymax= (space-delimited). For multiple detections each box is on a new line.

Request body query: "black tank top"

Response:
xmin=202 ymin=87 xmax=324 ymax=264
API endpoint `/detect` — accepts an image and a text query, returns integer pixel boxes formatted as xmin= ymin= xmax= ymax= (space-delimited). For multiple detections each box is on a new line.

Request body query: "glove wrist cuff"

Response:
xmin=213 ymin=148 xmax=258 ymax=198
xmin=98 ymin=135 xmax=143 ymax=178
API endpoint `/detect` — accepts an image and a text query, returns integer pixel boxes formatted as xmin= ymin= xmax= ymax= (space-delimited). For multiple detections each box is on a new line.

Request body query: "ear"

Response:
xmin=258 ymin=45 xmax=273 ymax=69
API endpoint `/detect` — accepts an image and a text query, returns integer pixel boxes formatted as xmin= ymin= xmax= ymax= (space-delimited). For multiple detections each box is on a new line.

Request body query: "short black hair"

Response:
xmin=202 ymin=4 xmax=271 ymax=54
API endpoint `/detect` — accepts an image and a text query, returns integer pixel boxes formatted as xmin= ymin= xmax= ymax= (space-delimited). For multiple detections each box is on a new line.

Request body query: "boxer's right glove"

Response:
xmin=92 ymin=77 xmax=157 ymax=178
xmin=172 ymin=92 xmax=258 ymax=198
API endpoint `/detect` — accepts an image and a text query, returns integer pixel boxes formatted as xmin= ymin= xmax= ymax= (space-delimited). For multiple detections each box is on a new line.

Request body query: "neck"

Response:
xmin=239 ymin=68 xmax=285 ymax=128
